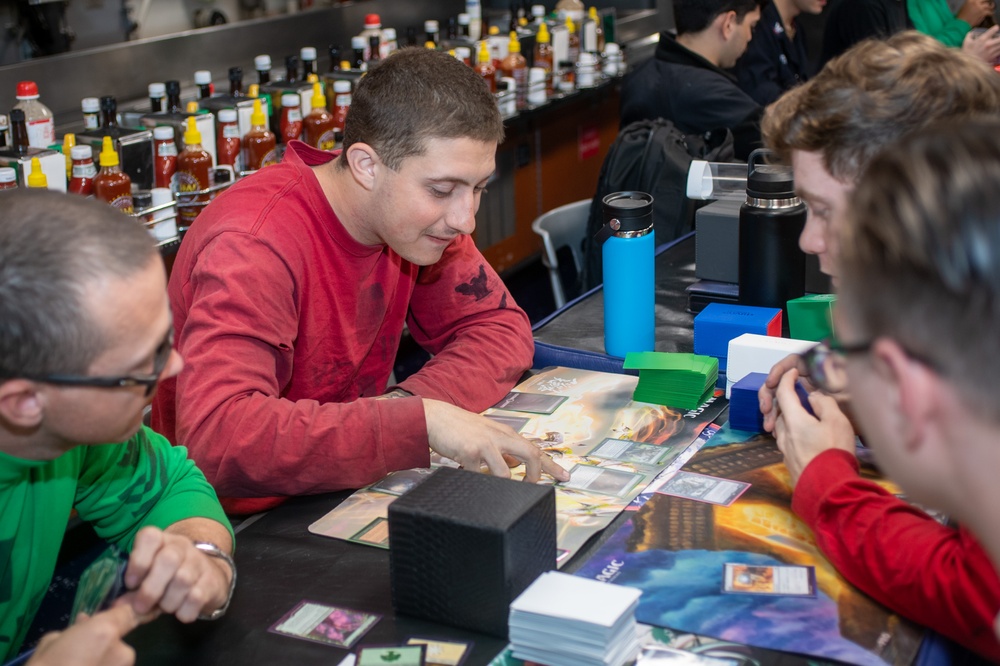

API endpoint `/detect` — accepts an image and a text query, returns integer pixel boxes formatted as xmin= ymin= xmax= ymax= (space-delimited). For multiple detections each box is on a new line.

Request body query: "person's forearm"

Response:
xmin=165 ymin=517 xmax=233 ymax=554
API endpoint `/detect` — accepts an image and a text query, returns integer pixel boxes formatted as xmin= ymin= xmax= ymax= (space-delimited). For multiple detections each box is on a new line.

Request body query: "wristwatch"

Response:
xmin=193 ymin=541 xmax=237 ymax=620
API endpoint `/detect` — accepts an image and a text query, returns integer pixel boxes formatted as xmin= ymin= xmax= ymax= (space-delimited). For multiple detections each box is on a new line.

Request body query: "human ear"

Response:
xmin=0 ymin=380 xmax=45 ymax=430
xmin=718 ymin=10 xmax=738 ymax=39
xmin=345 ymin=143 xmax=380 ymax=191
xmin=869 ymin=338 xmax=938 ymax=453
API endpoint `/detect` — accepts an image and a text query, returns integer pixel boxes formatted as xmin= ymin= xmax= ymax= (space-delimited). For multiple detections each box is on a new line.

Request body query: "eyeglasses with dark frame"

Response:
xmin=19 ymin=329 xmax=174 ymax=398
xmin=802 ymin=336 xmax=939 ymax=395
xmin=801 ymin=338 xmax=871 ymax=395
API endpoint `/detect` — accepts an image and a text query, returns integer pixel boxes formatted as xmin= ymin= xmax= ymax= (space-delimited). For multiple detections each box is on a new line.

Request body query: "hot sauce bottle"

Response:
xmin=330 ymin=80 xmax=352 ymax=142
xmin=243 ymin=98 xmax=278 ymax=171
xmin=93 ymin=136 xmax=134 ymax=213
xmin=175 ymin=117 xmax=213 ymax=227
xmin=534 ymin=22 xmax=554 ymax=96
xmin=500 ymin=32 xmax=528 ymax=110
xmin=68 ymin=144 xmax=96 ymax=196
xmin=153 ymin=126 xmax=177 ymax=189
xmin=303 ymin=83 xmax=336 ymax=151
xmin=280 ymin=93 xmax=303 ymax=144
xmin=474 ymin=40 xmax=497 ymax=93
xmin=217 ymin=108 xmax=241 ymax=170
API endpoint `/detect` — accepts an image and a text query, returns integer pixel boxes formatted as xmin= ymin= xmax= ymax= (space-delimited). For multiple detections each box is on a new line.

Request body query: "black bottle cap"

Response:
xmin=229 ymin=66 xmax=242 ymax=81
xmin=601 ymin=191 xmax=654 ymax=232
xmin=746 ymin=149 xmax=795 ymax=199
xmin=9 ymin=108 xmax=25 ymax=122
xmin=166 ymin=80 xmax=181 ymax=95
xmin=100 ymin=96 xmax=116 ymax=112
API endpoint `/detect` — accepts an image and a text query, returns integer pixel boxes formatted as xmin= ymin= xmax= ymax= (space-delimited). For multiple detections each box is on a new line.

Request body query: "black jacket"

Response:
xmin=821 ymin=0 xmax=912 ymax=66
xmin=620 ymin=32 xmax=762 ymax=160
xmin=733 ymin=3 xmax=813 ymax=107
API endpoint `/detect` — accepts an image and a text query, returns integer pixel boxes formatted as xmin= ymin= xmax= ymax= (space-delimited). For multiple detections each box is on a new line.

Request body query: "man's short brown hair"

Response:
xmin=762 ymin=31 xmax=1000 ymax=182
xmin=339 ymin=47 xmax=505 ymax=171
xmin=840 ymin=120 xmax=1000 ymax=420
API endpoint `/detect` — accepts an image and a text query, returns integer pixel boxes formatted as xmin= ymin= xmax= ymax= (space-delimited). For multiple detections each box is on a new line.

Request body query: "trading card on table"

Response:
xmin=269 ymin=601 xmax=380 ymax=648
xmin=492 ymin=391 xmax=568 ymax=415
xmin=349 ymin=517 xmax=391 ymax=548
xmin=560 ymin=464 xmax=644 ymax=498
xmin=70 ymin=545 xmax=128 ymax=624
xmin=484 ymin=413 xmax=531 ymax=432
xmin=357 ymin=644 xmax=426 ymax=666
xmin=656 ymin=471 xmax=750 ymax=507
xmin=369 ymin=468 xmax=435 ymax=496
xmin=637 ymin=644 xmax=738 ymax=665
xmin=722 ymin=563 xmax=817 ymax=597
xmin=406 ymin=637 xmax=472 ymax=666
xmin=588 ymin=438 xmax=675 ymax=465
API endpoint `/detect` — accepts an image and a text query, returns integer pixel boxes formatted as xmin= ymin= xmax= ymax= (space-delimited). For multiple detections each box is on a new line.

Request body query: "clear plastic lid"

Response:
xmin=686 ymin=160 xmax=748 ymax=201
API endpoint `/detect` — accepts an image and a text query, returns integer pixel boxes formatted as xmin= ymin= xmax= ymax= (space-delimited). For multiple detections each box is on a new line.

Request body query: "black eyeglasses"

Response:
xmin=21 ymin=329 xmax=174 ymax=397
xmin=801 ymin=338 xmax=871 ymax=395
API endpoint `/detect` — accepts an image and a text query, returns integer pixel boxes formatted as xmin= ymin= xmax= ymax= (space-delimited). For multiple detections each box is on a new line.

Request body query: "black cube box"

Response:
xmin=388 ymin=466 xmax=556 ymax=638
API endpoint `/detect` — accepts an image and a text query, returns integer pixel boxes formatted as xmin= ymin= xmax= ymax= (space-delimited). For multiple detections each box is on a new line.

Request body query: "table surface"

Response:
xmin=124 ymin=234 xmax=708 ymax=665
xmin=532 ymin=232 xmax=699 ymax=357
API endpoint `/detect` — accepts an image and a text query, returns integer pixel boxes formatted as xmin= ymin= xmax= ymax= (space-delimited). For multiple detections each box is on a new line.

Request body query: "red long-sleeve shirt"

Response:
xmin=151 ymin=141 xmax=533 ymax=514
xmin=794 ymin=448 xmax=1000 ymax=660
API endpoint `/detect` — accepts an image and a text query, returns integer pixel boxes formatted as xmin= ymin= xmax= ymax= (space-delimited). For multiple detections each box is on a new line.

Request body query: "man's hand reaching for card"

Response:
xmin=423 ymin=399 xmax=571 ymax=484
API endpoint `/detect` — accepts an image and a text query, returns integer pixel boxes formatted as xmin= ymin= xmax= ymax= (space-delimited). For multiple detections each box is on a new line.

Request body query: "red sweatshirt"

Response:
xmin=151 ymin=141 xmax=533 ymax=514
xmin=794 ymin=448 xmax=1000 ymax=660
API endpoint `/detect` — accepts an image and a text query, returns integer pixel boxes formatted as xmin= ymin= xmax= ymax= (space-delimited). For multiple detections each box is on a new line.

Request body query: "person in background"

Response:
xmin=732 ymin=0 xmax=825 ymax=106
xmin=152 ymin=47 xmax=569 ymax=516
xmin=821 ymin=0 xmax=1000 ymax=65
xmin=757 ymin=32 xmax=1000 ymax=659
xmin=0 ymin=190 xmax=235 ymax=666
xmin=909 ymin=0 xmax=997 ymax=54
xmin=619 ymin=0 xmax=763 ymax=159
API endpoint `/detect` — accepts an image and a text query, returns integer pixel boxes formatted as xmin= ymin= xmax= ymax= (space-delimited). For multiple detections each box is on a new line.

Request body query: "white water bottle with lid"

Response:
xmin=13 ymin=81 xmax=55 ymax=149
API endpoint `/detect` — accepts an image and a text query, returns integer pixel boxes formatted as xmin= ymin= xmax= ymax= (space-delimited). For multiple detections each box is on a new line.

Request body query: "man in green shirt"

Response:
xmin=0 ymin=190 xmax=235 ymax=665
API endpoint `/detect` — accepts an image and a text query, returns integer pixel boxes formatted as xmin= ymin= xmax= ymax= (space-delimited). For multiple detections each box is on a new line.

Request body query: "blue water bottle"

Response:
xmin=596 ymin=191 xmax=655 ymax=358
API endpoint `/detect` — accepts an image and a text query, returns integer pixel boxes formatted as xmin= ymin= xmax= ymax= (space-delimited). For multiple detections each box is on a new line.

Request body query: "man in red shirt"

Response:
xmin=152 ymin=48 xmax=568 ymax=514
xmin=757 ymin=33 xmax=1000 ymax=659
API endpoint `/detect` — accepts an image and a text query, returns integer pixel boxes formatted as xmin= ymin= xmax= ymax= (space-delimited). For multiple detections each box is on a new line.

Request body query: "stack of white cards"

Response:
xmin=509 ymin=571 xmax=642 ymax=666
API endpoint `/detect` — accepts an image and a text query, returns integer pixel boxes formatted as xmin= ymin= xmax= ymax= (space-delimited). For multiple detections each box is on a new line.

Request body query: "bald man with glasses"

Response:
xmin=0 ymin=190 xmax=234 ymax=666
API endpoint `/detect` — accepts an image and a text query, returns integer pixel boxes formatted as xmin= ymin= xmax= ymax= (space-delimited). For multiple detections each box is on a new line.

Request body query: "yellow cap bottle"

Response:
xmin=248 ymin=83 xmax=260 ymax=98
xmin=306 ymin=73 xmax=319 ymax=83
xmin=184 ymin=116 xmax=202 ymax=146
xmin=99 ymin=135 xmax=120 ymax=167
xmin=537 ymin=22 xmax=551 ymax=44
xmin=27 ymin=157 xmax=47 ymax=189
xmin=251 ymin=98 xmax=267 ymax=127
xmin=509 ymin=31 xmax=521 ymax=53
xmin=311 ymin=82 xmax=326 ymax=109
xmin=478 ymin=40 xmax=492 ymax=64
xmin=62 ymin=133 xmax=76 ymax=180
xmin=566 ymin=16 xmax=576 ymax=34
xmin=186 ymin=101 xmax=199 ymax=114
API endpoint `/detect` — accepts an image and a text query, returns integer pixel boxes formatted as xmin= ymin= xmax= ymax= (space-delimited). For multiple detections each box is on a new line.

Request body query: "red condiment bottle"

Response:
xmin=474 ymin=41 xmax=497 ymax=94
xmin=331 ymin=80 xmax=352 ymax=142
xmin=68 ymin=145 xmax=96 ymax=196
xmin=216 ymin=108 xmax=241 ymax=170
xmin=176 ymin=117 xmax=213 ymax=227
xmin=500 ymin=32 xmax=528 ymax=110
xmin=303 ymin=83 xmax=337 ymax=151
xmin=243 ymin=98 xmax=278 ymax=171
xmin=153 ymin=126 xmax=178 ymax=189
xmin=280 ymin=93 xmax=303 ymax=144
xmin=93 ymin=136 xmax=134 ymax=214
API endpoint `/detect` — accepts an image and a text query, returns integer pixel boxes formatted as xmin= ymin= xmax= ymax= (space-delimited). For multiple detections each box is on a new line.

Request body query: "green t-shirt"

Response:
xmin=0 ymin=426 xmax=232 ymax=661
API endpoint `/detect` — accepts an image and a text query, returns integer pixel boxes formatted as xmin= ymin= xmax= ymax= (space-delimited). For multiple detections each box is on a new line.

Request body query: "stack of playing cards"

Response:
xmin=624 ymin=352 xmax=718 ymax=410
xmin=728 ymin=372 xmax=767 ymax=432
xmin=509 ymin=571 xmax=642 ymax=666
xmin=693 ymin=303 xmax=782 ymax=373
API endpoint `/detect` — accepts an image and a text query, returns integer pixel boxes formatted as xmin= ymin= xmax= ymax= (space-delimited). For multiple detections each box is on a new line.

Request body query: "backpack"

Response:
xmin=581 ymin=119 xmax=735 ymax=290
